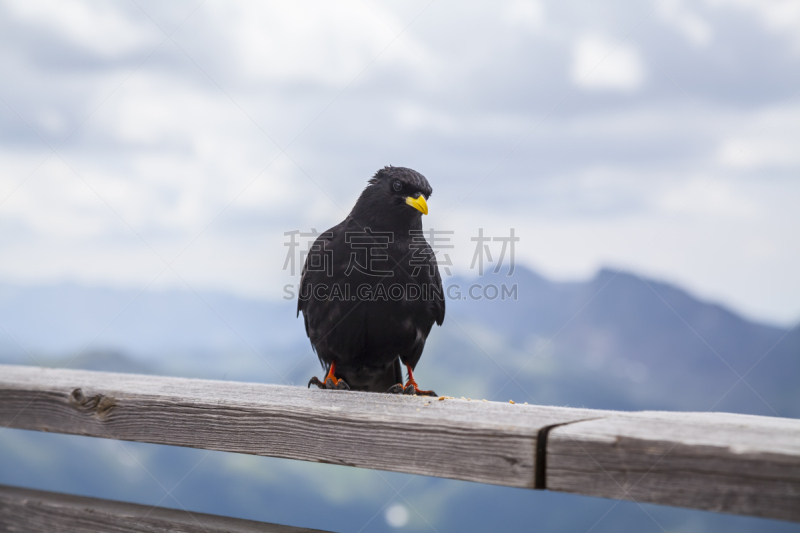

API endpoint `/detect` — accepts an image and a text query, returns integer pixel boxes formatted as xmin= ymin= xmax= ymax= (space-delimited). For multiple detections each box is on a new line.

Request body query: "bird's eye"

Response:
xmin=392 ymin=181 xmax=403 ymax=192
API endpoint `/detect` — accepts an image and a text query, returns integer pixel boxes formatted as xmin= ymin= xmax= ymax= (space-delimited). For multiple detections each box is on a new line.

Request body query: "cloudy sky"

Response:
xmin=0 ymin=0 xmax=798 ymax=324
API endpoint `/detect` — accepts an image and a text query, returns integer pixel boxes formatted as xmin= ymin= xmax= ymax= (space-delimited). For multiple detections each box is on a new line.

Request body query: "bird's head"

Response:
xmin=352 ymin=166 xmax=432 ymax=227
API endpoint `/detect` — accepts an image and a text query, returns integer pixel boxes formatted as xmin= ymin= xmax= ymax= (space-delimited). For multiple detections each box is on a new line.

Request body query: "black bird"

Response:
xmin=298 ymin=166 xmax=444 ymax=396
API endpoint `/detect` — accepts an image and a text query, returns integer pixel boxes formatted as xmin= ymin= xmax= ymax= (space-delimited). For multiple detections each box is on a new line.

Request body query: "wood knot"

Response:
xmin=70 ymin=387 xmax=116 ymax=417
xmin=71 ymin=388 xmax=85 ymax=404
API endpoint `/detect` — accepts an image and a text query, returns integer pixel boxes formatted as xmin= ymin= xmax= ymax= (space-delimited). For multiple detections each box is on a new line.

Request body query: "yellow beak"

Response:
xmin=405 ymin=195 xmax=428 ymax=215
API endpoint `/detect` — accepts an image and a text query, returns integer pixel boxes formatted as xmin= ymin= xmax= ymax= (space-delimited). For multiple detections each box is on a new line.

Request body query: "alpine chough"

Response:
xmin=298 ymin=166 xmax=444 ymax=396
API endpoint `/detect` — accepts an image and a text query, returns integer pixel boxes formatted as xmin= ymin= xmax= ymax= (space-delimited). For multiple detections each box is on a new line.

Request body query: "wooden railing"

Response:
xmin=1 ymin=364 xmax=799 ymax=527
xmin=0 ymin=484 xmax=327 ymax=532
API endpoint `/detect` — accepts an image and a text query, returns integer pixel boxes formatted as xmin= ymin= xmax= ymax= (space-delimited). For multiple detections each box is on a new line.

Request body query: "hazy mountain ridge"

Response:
xmin=435 ymin=267 xmax=798 ymax=416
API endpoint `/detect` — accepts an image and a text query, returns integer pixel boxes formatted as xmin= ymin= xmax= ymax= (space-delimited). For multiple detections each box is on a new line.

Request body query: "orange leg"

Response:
xmin=390 ymin=364 xmax=437 ymax=396
xmin=324 ymin=361 xmax=342 ymax=386
xmin=308 ymin=361 xmax=349 ymax=390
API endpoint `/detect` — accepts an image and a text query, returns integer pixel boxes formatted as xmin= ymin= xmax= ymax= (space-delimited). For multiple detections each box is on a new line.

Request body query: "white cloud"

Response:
xmin=659 ymin=0 xmax=713 ymax=46
xmin=657 ymin=178 xmax=760 ymax=218
xmin=716 ymin=106 xmax=800 ymax=170
xmin=503 ymin=0 xmax=546 ymax=31
xmin=5 ymin=0 xmax=159 ymax=57
xmin=0 ymin=0 xmax=799 ymax=325
xmin=571 ymin=35 xmax=645 ymax=92
xmin=205 ymin=0 xmax=416 ymax=87
xmin=394 ymin=102 xmax=457 ymax=133
xmin=708 ymin=0 xmax=800 ymax=42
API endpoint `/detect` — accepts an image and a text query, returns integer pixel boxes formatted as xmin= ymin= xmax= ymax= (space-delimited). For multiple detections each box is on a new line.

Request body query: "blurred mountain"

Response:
xmin=0 ymin=281 xmax=307 ymax=383
xmin=46 ymin=350 xmax=155 ymax=375
xmin=0 ymin=282 xmax=302 ymax=356
xmin=0 ymin=268 xmax=798 ymax=532
xmin=434 ymin=267 xmax=798 ymax=417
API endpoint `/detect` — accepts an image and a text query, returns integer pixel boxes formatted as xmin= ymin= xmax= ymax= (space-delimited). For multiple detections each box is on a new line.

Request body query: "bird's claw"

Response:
xmin=308 ymin=376 xmax=350 ymax=390
xmin=327 ymin=377 xmax=350 ymax=390
xmin=386 ymin=383 xmax=437 ymax=396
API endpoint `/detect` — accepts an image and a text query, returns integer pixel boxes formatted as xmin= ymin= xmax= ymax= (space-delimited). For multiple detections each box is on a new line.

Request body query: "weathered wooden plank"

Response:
xmin=0 ymin=484 xmax=327 ymax=532
xmin=547 ymin=411 xmax=800 ymax=522
xmin=3 ymin=365 xmax=799 ymax=522
xmin=0 ymin=364 xmax=597 ymax=489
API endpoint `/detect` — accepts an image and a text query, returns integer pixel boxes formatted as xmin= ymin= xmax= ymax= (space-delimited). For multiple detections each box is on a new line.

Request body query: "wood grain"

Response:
xmin=0 ymin=364 xmax=596 ymax=489
xmin=2 ymin=365 xmax=799 ymax=522
xmin=547 ymin=411 xmax=800 ymax=522
xmin=0 ymin=484 xmax=328 ymax=532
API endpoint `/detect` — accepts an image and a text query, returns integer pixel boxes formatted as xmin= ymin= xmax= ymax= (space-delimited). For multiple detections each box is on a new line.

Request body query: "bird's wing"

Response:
xmin=413 ymin=234 xmax=445 ymax=327
xmin=296 ymin=227 xmax=337 ymax=334
xmin=297 ymin=220 xmax=368 ymax=365
xmin=430 ymin=246 xmax=445 ymax=326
